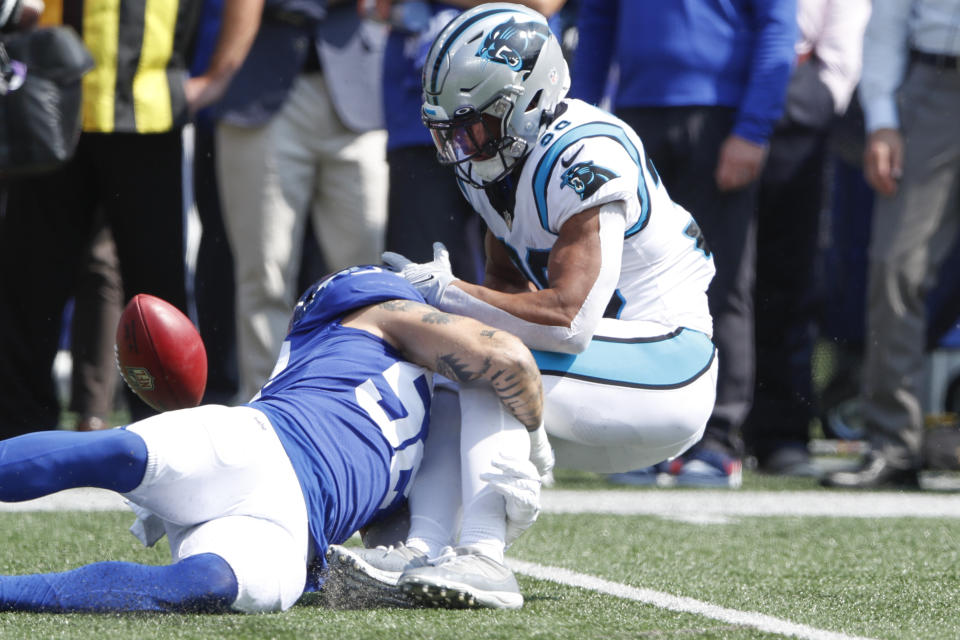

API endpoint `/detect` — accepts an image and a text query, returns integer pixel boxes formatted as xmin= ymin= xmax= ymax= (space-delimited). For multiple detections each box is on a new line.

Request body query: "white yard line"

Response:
xmin=509 ymin=559 xmax=878 ymax=640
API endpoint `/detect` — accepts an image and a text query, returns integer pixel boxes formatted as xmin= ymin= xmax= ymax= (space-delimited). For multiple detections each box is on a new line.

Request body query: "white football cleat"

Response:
xmin=325 ymin=543 xmax=427 ymax=608
xmin=398 ymin=547 xmax=523 ymax=610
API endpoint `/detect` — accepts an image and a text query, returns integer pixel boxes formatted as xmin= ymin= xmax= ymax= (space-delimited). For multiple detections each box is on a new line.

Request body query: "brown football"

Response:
xmin=115 ymin=294 xmax=207 ymax=412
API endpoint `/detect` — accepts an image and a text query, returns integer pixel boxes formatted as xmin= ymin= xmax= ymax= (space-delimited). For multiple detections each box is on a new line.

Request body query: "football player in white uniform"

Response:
xmin=328 ymin=3 xmax=718 ymax=609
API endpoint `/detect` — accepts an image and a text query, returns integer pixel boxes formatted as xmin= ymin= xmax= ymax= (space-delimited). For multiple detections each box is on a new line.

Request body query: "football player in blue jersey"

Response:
xmin=0 ymin=265 xmax=543 ymax=614
xmin=330 ymin=3 xmax=719 ymax=610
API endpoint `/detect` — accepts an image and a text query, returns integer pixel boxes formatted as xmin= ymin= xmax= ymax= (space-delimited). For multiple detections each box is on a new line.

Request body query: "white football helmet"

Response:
xmin=421 ymin=4 xmax=570 ymax=186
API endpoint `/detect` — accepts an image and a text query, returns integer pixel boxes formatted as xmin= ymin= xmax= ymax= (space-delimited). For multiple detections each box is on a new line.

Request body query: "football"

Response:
xmin=115 ymin=294 xmax=207 ymax=412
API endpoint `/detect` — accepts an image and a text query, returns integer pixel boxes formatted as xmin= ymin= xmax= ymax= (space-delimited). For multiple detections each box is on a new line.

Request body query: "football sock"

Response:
xmin=407 ymin=386 xmax=461 ymax=557
xmin=457 ymin=385 xmax=529 ymax=564
xmin=0 ymin=553 xmax=238 ymax=612
xmin=0 ymin=429 xmax=148 ymax=501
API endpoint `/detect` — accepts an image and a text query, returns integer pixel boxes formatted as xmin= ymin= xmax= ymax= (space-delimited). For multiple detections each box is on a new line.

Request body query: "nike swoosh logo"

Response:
xmin=560 ymin=145 xmax=584 ymax=168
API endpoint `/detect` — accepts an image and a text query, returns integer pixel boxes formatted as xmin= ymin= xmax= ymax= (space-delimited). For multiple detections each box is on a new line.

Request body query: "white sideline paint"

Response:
xmin=3 ymin=488 xmax=960 ymax=519
xmin=542 ymin=489 xmax=960 ymax=519
xmin=509 ymin=559 xmax=878 ymax=640
xmin=0 ymin=488 xmax=128 ymax=512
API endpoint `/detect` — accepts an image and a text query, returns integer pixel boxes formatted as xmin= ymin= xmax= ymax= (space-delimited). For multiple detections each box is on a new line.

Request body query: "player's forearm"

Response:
xmin=374 ymin=299 xmax=544 ymax=429
xmin=480 ymin=336 xmax=544 ymax=432
xmin=431 ymin=327 xmax=543 ymax=431
xmin=440 ymin=284 xmax=595 ymax=354
xmin=454 ymin=281 xmax=577 ymax=328
xmin=425 ymin=320 xmax=543 ymax=431
xmin=440 ymin=209 xmax=625 ymax=354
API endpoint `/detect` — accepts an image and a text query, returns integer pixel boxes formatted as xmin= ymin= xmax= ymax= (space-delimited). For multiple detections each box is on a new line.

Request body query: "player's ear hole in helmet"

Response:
xmin=420 ymin=4 xmax=570 ymax=187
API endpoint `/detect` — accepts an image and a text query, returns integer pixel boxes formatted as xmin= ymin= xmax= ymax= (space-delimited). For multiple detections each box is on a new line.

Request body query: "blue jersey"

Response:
xmin=250 ymin=266 xmax=432 ymax=566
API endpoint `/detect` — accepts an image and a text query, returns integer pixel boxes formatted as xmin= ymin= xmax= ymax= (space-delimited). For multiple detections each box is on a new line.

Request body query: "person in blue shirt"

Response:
xmin=571 ymin=0 xmax=796 ymax=487
xmin=0 ymin=266 xmax=542 ymax=614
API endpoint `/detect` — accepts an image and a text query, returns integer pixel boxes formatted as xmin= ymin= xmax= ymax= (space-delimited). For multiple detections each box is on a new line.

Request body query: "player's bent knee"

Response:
xmin=165 ymin=554 xmax=239 ymax=612
xmin=174 ymin=516 xmax=308 ymax=613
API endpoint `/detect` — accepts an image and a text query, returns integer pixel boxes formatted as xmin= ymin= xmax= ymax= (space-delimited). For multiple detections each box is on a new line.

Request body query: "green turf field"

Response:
xmin=0 ymin=468 xmax=957 ymax=640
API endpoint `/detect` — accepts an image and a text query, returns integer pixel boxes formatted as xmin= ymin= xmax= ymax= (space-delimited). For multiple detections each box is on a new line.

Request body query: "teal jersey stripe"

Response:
xmin=532 ymin=121 xmax=650 ymax=235
xmin=532 ymin=328 xmax=714 ymax=389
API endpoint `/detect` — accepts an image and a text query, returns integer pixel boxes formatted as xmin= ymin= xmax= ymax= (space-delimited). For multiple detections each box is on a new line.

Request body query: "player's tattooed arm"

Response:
xmin=361 ymin=299 xmax=544 ymax=430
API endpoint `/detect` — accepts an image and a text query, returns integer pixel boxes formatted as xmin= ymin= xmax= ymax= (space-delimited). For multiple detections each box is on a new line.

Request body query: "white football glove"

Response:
xmin=528 ymin=422 xmax=555 ymax=483
xmin=479 ymin=457 xmax=542 ymax=547
xmin=381 ymin=242 xmax=455 ymax=307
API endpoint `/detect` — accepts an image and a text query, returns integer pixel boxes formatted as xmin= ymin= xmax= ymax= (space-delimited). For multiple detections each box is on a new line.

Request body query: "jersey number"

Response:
xmin=259 ymin=345 xmax=430 ymax=514
xmin=355 ymin=362 xmax=431 ymax=512
xmin=684 ymin=219 xmax=712 ymax=258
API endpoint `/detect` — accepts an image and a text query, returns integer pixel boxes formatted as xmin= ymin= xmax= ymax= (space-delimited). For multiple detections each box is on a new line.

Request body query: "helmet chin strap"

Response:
xmin=468 ymin=136 xmax=528 ymax=185
xmin=470 ymin=155 xmax=511 ymax=183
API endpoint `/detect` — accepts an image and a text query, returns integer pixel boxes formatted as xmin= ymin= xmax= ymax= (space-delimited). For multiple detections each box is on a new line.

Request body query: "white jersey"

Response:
xmin=436 ymin=100 xmax=718 ymax=474
xmin=458 ymin=98 xmax=715 ymax=337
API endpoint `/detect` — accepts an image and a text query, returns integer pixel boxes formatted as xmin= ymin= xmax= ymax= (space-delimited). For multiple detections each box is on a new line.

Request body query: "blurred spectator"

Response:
xmin=744 ymin=0 xmax=871 ymax=477
xmin=190 ymin=0 xmax=240 ymax=405
xmin=380 ymin=2 xmax=483 ymax=286
xmin=0 ymin=0 xmax=260 ymax=436
xmin=572 ymin=0 xmax=796 ymax=487
xmin=818 ymin=94 xmax=960 ymax=442
xmin=215 ymin=1 xmax=389 ymax=401
xmin=69 ymin=219 xmax=124 ymax=431
xmin=823 ymin=0 xmax=960 ymax=489
xmin=815 ymin=104 xmax=874 ymax=440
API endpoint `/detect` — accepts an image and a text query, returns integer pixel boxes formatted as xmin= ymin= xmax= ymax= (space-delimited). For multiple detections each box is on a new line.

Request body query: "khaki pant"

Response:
xmin=216 ymin=73 xmax=388 ymax=401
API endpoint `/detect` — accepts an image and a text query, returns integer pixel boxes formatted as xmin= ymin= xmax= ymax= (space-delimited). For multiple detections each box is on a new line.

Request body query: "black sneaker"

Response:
xmin=820 ymin=452 xmax=919 ymax=489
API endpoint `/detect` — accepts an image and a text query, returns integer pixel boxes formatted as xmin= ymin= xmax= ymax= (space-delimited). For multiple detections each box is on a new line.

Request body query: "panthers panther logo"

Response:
xmin=476 ymin=17 xmax=551 ymax=79
xmin=560 ymin=161 xmax=619 ymax=200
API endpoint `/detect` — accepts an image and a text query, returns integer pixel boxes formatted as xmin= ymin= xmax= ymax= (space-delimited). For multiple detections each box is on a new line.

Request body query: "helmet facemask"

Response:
xmin=424 ymin=94 xmax=527 ymax=187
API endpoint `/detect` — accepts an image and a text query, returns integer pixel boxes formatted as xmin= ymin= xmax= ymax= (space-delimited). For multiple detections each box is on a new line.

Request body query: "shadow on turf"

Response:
xmin=301 ymin=585 xmax=420 ymax=611
xmin=300 ymin=588 xmax=559 ymax=611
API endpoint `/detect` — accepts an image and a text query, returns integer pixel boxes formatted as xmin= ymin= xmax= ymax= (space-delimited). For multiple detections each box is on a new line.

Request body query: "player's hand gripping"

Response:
xmin=382 ymin=242 xmax=455 ymax=307
xmin=480 ymin=457 xmax=542 ymax=546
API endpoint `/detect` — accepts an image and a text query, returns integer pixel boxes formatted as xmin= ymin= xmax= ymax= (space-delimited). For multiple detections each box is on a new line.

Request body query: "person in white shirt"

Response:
xmin=823 ymin=0 xmax=960 ymax=489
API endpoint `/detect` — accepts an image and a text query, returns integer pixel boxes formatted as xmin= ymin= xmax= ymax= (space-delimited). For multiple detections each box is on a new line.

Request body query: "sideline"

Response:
xmin=0 ymin=488 xmax=129 ymax=512
xmin=3 ymin=488 xmax=960 ymax=520
xmin=542 ymin=488 xmax=960 ymax=521
xmin=509 ymin=559 xmax=878 ymax=640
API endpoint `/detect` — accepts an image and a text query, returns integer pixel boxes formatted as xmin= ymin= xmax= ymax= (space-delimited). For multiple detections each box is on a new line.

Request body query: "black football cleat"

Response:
xmin=821 ymin=452 xmax=920 ymax=489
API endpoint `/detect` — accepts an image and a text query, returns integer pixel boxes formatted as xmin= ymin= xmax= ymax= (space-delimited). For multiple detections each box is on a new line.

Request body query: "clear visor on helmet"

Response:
xmin=423 ymin=101 xmax=510 ymax=165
